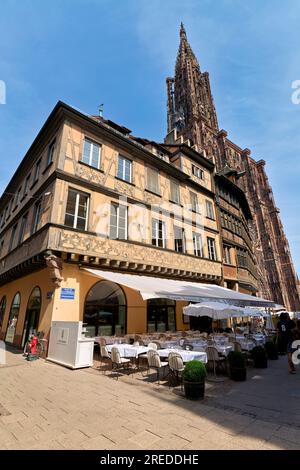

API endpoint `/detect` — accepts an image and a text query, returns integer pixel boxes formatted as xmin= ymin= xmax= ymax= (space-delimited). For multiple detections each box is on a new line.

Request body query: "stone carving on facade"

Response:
xmin=114 ymin=180 xmax=135 ymax=198
xmin=75 ymin=163 xmax=106 ymax=185
xmin=45 ymin=254 xmax=63 ymax=287
xmin=54 ymin=228 xmax=222 ymax=278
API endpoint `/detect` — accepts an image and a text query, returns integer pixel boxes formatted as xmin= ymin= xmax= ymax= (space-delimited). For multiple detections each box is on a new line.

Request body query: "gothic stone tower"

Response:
xmin=166 ymin=24 xmax=300 ymax=311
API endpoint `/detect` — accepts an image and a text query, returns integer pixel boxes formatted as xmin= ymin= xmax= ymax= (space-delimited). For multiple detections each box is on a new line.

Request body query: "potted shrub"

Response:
xmin=182 ymin=360 xmax=207 ymax=400
xmin=265 ymin=341 xmax=278 ymax=360
xmin=251 ymin=346 xmax=268 ymax=368
xmin=228 ymin=351 xmax=247 ymax=381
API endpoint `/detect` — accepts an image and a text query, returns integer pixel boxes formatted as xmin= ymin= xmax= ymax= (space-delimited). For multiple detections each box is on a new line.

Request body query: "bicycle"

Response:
xmin=23 ymin=331 xmax=45 ymax=358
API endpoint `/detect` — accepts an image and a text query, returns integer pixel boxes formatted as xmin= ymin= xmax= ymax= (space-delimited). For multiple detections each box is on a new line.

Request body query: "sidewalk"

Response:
xmin=0 ymin=348 xmax=299 ymax=450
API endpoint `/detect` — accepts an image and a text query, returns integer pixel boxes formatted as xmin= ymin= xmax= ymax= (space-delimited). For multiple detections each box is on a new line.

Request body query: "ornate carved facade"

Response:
xmin=165 ymin=24 xmax=300 ymax=311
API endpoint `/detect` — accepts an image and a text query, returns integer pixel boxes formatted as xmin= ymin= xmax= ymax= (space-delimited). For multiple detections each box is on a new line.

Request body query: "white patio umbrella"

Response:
xmin=183 ymin=301 xmax=244 ymax=320
xmin=183 ymin=302 xmax=244 ymax=383
xmin=265 ymin=314 xmax=276 ymax=330
xmin=244 ymin=307 xmax=266 ymax=318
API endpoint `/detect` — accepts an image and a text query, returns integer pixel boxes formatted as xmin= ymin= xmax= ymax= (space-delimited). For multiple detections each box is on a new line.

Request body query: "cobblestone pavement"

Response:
xmin=0 ymin=348 xmax=299 ymax=450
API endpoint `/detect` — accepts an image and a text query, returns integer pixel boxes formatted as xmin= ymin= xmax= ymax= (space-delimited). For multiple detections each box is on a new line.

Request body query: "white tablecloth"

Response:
xmin=189 ymin=340 xmax=208 ymax=349
xmin=239 ymin=340 xmax=256 ymax=351
xmin=106 ymin=344 xmax=149 ymax=358
xmin=158 ymin=348 xmax=207 ymax=364
xmin=251 ymin=334 xmax=266 ymax=346
xmin=216 ymin=344 xmax=233 ymax=356
xmin=95 ymin=336 xmax=126 ymax=345
xmin=158 ymin=340 xmax=180 ymax=349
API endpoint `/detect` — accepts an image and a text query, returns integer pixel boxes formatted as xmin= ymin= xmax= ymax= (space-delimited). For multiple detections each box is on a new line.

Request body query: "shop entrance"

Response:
xmin=147 ymin=298 xmax=176 ymax=333
xmin=21 ymin=287 xmax=41 ymax=348
xmin=84 ymin=280 xmax=126 ymax=336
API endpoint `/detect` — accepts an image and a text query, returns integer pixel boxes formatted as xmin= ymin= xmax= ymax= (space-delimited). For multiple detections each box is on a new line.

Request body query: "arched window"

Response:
xmin=5 ymin=293 xmax=21 ymax=343
xmin=0 ymin=296 xmax=7 ymax=329
xmin=21 ymin=287 xmax=41 ymax=348
xmin=147 ymin=298 xmax=176 ymax=333
xmin=84 ymin=281 xmax=126 ymax=337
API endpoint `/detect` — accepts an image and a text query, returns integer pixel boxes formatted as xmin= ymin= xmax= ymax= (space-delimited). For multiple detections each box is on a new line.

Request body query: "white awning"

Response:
xmin=84 ymin=269 xmax=275 ymax=307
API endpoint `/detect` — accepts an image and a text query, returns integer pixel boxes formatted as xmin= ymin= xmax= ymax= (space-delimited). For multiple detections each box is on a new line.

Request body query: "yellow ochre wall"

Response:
xmin=0 ymin=263 xmax=189 ymax=347
xmin=0 ymin=268 xmax=55 ymax=347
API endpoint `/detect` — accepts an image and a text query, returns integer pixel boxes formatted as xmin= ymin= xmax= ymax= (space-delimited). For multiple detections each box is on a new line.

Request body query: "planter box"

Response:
xmin=267 ymin=353 xmax=278 ymax=360
xmin=183 ymin=380 xmax=205 ymax=400
xmin=230 ymin=366 xmax=247 ymax=381
xmin=254 ymin=358 xmax=268 ymax=368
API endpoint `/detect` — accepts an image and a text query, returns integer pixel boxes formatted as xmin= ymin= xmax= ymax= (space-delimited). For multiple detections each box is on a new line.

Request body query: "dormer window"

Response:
xmin=192 ymin=165 xmax=204 ymax=180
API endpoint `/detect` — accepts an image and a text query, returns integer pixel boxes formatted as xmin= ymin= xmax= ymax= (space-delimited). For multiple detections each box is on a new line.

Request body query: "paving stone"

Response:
xmin=128 ymin=430 xmax=162 ymax=447
xmin=1 ymin=349 xmax=300 ymax=450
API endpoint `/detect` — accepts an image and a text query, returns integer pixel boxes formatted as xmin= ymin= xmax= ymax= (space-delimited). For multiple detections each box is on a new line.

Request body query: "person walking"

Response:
xmin=288 ymin=320 xmax=300 ymax=375
xmin=277 ymin=312 xmax=296 ymax=373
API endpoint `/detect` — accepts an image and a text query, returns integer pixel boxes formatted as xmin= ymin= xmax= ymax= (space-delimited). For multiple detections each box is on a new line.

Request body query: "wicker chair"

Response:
xmin=168 ymin=352 xmax=184 ymax=388
xmin=100 ymin=345 xmax=111 ymax=374
xmin=110 ymin=347 xmax=131 ymax=379
xmin=147 ymin=350 xmax=168 ymax=384
xmin=206 ymin=346 xmax=227 ymax=376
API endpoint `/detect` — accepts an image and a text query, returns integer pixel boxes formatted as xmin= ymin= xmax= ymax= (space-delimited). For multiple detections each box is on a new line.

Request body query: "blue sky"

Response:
xmin=0 ymin=0 xmax=299 ymax=275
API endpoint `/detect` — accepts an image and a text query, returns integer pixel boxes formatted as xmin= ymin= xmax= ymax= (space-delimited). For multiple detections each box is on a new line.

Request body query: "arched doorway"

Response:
xmin=5 ymin=293 xmax=21 ymax=343
xmin=0 ymin=296 xmax=6 ymax=330
xmin=147 ymin=299 xmax=176 ymax=333
xmin=21 ymin=287 xmax=41 ymax=348
xmin=84 ymin=280 xmax=126 ymax=337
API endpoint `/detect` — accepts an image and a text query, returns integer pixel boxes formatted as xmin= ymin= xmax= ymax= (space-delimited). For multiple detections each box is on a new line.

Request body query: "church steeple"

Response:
xmin=166 ymin=24 xmax=218 ymax=149
xmin=180 ymin=22 xmax=186 ymax=39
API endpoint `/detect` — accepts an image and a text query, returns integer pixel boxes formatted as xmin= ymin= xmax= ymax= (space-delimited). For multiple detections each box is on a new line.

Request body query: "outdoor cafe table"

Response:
xmin=158 ymin=348 xmax=207 ymax=364
xmin=239 ymin=339 xmax=256 ymax=351
xmin=106 ymin=344 xmax=149 ymax=358
xmin=192 ymin=343 xmax=234 ymax=357
xmin=214 ymin=344 xmax=233 ymax=356
xmin=95 ymin=336 xmax=127 ymax=345
xmin=157 ymin=340 xmax=181 ymax=349
xmin=251 ymin=334 xmax=266 ymax=346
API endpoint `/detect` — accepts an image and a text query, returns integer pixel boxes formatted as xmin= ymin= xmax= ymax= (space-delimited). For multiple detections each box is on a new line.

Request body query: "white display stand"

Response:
xmin=47 ymin=321 xmax=94 ymax=369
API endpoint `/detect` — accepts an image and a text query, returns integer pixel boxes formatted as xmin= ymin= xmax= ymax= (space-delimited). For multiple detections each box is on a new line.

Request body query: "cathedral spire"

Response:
xmin=176 ymin=22 xmax=200 ymax=72
xmin=180 ymin=22 xmax=187 ymax=40
xmin=166 ymin=24 xmax=219 ymax=144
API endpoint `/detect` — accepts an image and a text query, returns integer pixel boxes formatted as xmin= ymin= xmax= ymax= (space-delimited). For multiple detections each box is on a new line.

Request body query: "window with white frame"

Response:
xmin=64 ymin=189 xmax=89 ymax=231
xmin=206 ymin=200 xmax=215 ymax=219
xmin=32 ymin=200 xmax=42 ymax=234
xmin=170 ymin=180 xmax=180 ymax=204
xmin=117 ymin=155 xmax=132 ymax=183
xmin=192 ymin=165 xmax=204 ymax=180
xmin=146 ymin=167 xmax=160 ymax=194
xmin=109 ymin=203 xmax=128 ymax=240
xmin=190 ymin=191 xmax=200 ymax=213
xmin=82 ymin=138 xmax=101 ymax=169
xmin=14 ymin=187 xmax=22 ymax=208
xmin=193 ymin=232 xmax=203 ymax=257
xmin=174 ymin=226 xmax=185 ymax=253
xmin=9 ymin=223 xmax=18 ymax=252
xmin=223 ymin=245 xmax=232 ymax=265
xmin=23 ymin=174 xmax=31 ymax=197
xmin=2 ymin=207 xmax=8 ymax=225
xmin=18 ymin=213 xmax=28 ymax=244
xmin=47 ymin=139 xmax=56 ymax=166
xmin=33 ymin=159 xmax=41 ymax=183
xmin=152 ymin=218 xmax=166 ymax=248
xmin=207 ymin=237 xmax=217 ymax=261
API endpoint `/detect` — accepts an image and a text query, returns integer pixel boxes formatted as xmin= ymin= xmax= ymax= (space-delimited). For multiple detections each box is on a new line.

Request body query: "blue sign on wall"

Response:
xmin=60 ymin=288 xmax=75 ymax=300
